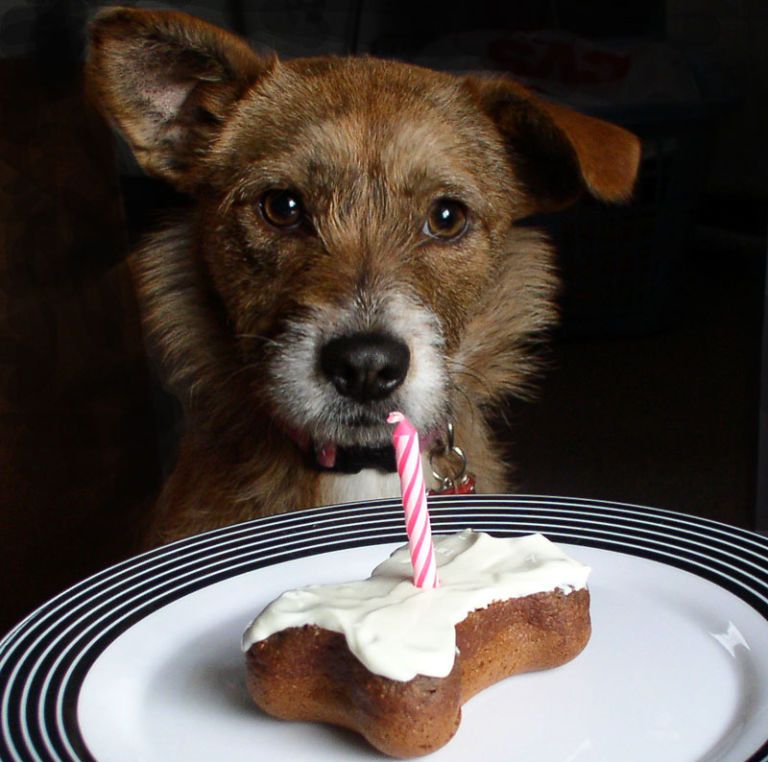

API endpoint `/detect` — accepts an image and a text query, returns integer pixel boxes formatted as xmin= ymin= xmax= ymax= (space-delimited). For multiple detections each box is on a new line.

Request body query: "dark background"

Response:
xmin=1 ymin=0 xmax=766 ymax=635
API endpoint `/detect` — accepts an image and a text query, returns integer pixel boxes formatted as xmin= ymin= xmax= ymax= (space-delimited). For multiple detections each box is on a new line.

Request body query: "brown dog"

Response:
xmin=87 ymin=8 xmax=639 ymax=546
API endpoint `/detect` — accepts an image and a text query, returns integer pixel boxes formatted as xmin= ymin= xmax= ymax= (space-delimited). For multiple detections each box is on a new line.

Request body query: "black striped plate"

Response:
xmin=2 ymin=495 xmax=768 ymax=761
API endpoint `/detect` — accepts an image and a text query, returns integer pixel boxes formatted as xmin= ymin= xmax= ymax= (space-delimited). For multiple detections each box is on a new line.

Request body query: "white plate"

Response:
xmin=2 ymin=495 xmax=768 ymax=761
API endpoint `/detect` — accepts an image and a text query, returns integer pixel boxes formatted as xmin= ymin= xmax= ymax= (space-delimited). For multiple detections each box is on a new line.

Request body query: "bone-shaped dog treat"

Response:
xmin=242 ymin=531 xmax=591 ymax=757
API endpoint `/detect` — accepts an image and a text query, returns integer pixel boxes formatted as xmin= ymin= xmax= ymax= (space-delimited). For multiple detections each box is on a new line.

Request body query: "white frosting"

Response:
xmin=242 ymin=530 xmax=590 ymax=681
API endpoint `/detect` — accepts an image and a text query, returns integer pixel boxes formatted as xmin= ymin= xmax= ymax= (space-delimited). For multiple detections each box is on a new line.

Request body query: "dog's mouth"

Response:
xmin=284 ymin=419 xmax=444 ymax=474
xmin=338 ymin=409 xmax=392 ymax=430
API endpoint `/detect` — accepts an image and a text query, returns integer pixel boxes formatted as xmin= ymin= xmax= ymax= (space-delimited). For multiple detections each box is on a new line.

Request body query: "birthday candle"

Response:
xmin=387 ymin=411 xmax=439 ymax=588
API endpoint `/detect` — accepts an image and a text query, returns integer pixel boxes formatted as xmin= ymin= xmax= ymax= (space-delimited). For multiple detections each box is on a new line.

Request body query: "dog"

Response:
xmin=87 ymin=8 xmax=640 ymax=546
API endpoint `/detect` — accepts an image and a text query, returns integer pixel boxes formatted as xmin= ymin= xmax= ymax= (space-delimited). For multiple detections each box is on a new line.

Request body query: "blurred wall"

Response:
xmin=667 ymin=0 xmax=768 ymax=201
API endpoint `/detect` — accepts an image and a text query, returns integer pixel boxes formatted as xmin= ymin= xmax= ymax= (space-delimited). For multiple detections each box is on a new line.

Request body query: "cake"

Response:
xmin=242 ymin=530 xmax=591 ymax=757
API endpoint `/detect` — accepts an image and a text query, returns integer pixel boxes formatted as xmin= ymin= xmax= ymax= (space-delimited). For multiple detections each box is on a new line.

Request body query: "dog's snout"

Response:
xmin=320 ymin=333 xmax=410 ymax=403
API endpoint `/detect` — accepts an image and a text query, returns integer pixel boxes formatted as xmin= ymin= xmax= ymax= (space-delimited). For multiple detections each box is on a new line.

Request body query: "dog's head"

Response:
xmin=88 ymin=9 xmax=640 ymax=457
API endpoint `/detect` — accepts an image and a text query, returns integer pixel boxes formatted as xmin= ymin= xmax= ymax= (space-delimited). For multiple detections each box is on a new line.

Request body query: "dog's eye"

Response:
xmin=424 ymin=199 xmax=468 ymax=241
xmin=260 ymin=189 xmax=304 ymax=228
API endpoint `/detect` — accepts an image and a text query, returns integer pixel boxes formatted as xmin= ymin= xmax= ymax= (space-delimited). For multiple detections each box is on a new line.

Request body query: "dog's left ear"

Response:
xmin=87 ymin=7 xmax=276 ymax=191
xmin=465 ymin=76 xmax=641 ymax=215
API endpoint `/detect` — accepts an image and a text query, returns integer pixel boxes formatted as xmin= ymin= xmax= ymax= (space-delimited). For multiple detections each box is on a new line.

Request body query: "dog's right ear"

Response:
xmin=87 ymin=7 xmax=275 ymax=191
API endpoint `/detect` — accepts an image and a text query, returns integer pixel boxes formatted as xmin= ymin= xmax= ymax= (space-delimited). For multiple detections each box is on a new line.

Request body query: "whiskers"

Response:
xmin=447 ymin=358 xmax=493 ymax=401
xmin=220 ymin=361 xmax=260 ymax=387
xmin=217 ymin=333 xmax=281 ymax=389
xmin=235 ymin=332 xmax=281 ymax=349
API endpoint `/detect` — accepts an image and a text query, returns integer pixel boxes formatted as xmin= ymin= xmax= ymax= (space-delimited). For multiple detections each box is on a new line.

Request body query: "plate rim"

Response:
xmin=2 ymin=494 xmax=768 ymax=762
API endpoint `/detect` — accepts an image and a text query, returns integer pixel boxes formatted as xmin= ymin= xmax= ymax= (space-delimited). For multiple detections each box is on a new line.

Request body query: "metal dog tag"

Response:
xmin=428 ymin=422 xmax=476 ymax=495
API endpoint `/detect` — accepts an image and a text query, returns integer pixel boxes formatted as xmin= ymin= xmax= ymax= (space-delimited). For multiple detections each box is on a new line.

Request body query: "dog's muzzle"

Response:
xmin=266 ymin=292 xmax=448 ymax=463
xmin=290 ymin=331 xmax=409 ymax=474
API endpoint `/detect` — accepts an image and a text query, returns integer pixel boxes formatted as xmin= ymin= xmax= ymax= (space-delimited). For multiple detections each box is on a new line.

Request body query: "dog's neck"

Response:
xmin=318 ymin=468 xmax=403 ymax=506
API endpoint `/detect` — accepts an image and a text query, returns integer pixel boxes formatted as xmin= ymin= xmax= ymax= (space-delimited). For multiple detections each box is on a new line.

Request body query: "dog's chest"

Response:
xmin=318 ymin=469 xmax=402 ymax=506
xmin=318 ymin=456 xmax=437 ymax=506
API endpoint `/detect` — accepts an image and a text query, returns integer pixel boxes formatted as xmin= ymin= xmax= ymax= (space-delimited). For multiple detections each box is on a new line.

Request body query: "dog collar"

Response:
xmin=283 ymin=425 xmax=441 ymax=476
xmin=285 ymin=422 xmax=476 ymax=492
xmin=308 ymin=442 xmax=397 ymax=475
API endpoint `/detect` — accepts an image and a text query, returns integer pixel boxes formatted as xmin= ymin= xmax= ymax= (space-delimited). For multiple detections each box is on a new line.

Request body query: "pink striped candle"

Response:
xmin=387 ymin=411 xmax=439 ymax=588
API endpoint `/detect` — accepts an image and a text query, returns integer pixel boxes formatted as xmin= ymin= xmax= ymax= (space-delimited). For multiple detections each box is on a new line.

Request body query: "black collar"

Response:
xmin=304 ymin=443 xmax=397 ymax=474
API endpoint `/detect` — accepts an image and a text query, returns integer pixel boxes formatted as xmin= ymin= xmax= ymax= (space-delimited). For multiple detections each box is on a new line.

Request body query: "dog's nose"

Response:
xmin=320 ymin=333 xmax=410 ymax=403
